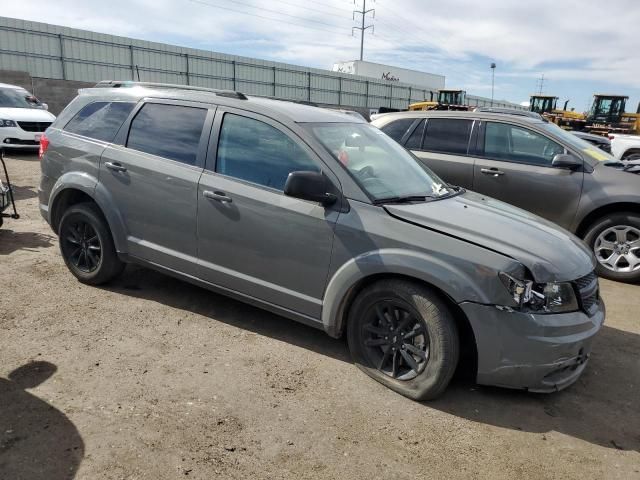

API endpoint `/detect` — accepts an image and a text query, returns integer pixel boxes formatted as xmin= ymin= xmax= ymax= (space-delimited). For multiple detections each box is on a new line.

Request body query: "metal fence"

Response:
xmin=0 ymin=16 xmax=523 ymax=111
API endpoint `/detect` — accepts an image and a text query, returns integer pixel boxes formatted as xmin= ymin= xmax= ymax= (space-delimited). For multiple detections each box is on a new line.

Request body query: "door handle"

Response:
xmin=105 ymin=161 xmax=127 ymax=172
xmin=203 ymin=190 xmax=232 ymax=203
xmin=480 ymin=168 xmax=505 ymax=177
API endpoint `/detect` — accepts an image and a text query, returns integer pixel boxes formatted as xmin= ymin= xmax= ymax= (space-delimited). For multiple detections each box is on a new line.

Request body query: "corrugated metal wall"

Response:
xmin=0 ymin=16 xmax=524 ymax=111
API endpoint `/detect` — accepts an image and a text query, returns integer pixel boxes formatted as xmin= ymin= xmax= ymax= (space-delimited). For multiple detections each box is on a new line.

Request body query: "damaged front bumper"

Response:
xmin=460 ymin=299 xmax=605 ymax=393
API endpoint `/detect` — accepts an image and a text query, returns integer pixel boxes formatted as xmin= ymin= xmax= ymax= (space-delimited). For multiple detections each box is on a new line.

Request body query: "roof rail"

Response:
xmin=93 ymin=80 xmax=248 ymax=100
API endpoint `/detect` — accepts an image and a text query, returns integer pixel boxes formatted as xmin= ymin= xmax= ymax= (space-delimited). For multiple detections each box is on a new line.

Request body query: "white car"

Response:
xmin=610 ymin=133 xmax=640 ymax=161
xmin=0 ymin=83 xmax=56 ymax=150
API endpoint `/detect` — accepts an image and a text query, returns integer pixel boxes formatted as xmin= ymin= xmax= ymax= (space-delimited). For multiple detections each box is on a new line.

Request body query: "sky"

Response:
xmin=4 ymin=0 xmax=640 ymax=111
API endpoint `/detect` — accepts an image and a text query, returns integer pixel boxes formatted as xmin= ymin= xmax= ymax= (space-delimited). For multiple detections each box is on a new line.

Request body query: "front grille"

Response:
xmin=574 ymin=272 xmax=599 ymax=316
xmin=17 ymin=121 xmax=51 ymax=132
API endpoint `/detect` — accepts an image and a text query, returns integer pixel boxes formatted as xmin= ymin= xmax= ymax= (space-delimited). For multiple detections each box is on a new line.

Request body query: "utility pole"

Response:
xmin=536 ymin=73 xmax=545 ymax=95
xmin=490 ymin=62 xmax=496 ymax=106
xmin=353 ymin=0 xmax=375 ymax=61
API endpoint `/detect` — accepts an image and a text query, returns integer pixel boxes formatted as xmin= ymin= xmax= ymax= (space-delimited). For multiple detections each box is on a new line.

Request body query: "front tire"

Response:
xmin=59 ymin=203 xmax=124 ymax=285
xmin=583 ymin=212 xmax=640 ymax=283
xmin=347 ymin=279 xmax=459 ymax=401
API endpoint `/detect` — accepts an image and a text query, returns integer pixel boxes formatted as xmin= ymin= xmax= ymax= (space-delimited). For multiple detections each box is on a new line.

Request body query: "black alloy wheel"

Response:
xmin=361 ymin=300 xmax=430 ymax=381
xmin=61 ymin=220 xmax=102 ymax=273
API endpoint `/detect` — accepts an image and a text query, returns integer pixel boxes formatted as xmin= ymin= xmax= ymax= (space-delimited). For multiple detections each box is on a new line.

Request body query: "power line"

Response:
xmin=186 ymin=0 xmax=349 ymax=35
xmin=353 ymin=0 xmax=375 ymax=61
xmin=267 ymin=0 xmax=352 ymax=19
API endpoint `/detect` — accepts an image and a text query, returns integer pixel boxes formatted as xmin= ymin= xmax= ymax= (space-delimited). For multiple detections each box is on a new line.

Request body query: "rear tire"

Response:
xmin=621 ymin=153 xmax=640 ymax=161
xmin=347 ymin=279 xmax=459 ymax=401
xmin=59 ymin=203 xmax=124 ymax=285
xmin=583 ymin=212 xmax=640 ymax=283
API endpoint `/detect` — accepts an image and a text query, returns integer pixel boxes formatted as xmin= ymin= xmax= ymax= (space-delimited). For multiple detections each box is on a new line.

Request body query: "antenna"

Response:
xmin=352 ymin=0 xmax=375 ymax=61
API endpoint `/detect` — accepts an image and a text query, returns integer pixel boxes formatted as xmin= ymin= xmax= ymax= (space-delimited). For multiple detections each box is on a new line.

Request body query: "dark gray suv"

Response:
xmin=39 ymin=82 xmax=604 ymax=400
xmin=373 ymin=111 xmax=640 ymax=283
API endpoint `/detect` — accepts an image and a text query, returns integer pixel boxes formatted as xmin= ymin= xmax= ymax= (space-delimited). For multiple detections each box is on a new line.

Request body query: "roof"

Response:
xmin=372 ymin=109 xmax=545 ymax=125
xmin=81 ymin=82 xmax=365 ymax=124
xmin=530 ymin=95 xmax=558 ymax=99
xmin=593 ymin=94 xmax=629 ymax=98
xmin=0 ymin=82 xmax=28 ymax=90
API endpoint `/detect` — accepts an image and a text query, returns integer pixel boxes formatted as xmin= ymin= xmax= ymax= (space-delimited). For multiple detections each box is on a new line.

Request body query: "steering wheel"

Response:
xmin=355 ymin=165 xmax=375 ymax=180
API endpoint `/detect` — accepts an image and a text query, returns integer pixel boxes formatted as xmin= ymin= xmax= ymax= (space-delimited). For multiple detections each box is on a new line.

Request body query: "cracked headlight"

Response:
xmin=499 ymin=272 xmax=579 ymax=314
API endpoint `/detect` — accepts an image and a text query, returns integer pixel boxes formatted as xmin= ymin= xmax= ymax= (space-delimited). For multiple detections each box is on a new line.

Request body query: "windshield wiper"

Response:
xmin=373 ymin=195 xmax=435 ymax=205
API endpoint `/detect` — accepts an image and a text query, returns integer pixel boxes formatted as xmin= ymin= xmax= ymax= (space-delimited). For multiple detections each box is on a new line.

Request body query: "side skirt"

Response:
xmin=118 ymin=253 xmax=326 ymax=332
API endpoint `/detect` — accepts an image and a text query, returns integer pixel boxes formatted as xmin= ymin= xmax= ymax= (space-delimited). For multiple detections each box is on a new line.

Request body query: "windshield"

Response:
xmin=307 ymin=122 xmax=452 ymax=202
xmin=0 ymin=87 xmax=43 ymax=109
xmin=538 ymin=121 xmax=614 ymax=163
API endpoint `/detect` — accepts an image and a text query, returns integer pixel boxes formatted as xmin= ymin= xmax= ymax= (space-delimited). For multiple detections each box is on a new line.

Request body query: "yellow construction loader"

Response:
xmin=409 ymin=89 xmax=470 ymax=111
xmin=529 ymin=95 xmax=586 ymax=130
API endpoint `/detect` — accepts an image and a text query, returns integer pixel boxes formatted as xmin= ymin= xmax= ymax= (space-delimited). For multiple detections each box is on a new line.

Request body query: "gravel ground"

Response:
xmin=1 ymin=152 xmax=639 ymax=480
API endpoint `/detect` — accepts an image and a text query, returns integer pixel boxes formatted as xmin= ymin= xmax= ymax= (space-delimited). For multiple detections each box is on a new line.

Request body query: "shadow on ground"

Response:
xmin=106 ymin=265 xmax=351 ymax=363
xmin=3 ymin=150 xmax=41 ymax=161
xmin=9 ymin=184 xmax=38 ymax=201
xmin=0 ymin=361 xmax=84 ymax=479
xmin=106 ymin=265 xmax=639 ymax=453
xmin=0 ymin=230 xmax=53 ymax=255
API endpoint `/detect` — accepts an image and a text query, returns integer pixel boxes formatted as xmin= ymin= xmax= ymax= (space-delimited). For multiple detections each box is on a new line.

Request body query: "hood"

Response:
xmin=0 ymin=107 xmax=56 ymax=122
xmin=602 ymin=159 xmax=640 ymax=174
xmin=385 ymin=190 xmax=594 ymax=283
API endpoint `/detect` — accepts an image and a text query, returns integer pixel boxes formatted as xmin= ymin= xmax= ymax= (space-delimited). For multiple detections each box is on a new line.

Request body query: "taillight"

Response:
xmin=608 ymin=135 xmax=615 ymax=140
xmin=39 ymin=133 xmax=50 ymax=159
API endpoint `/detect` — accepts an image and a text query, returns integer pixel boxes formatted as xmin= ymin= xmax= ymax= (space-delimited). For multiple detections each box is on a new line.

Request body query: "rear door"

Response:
xmin=407 ymin=118 xmax=476 ymax=189
xmin=100 ymin=100 xmax=214 ymax=276
xmin=472 ymin=121 xmax=583 ymax=228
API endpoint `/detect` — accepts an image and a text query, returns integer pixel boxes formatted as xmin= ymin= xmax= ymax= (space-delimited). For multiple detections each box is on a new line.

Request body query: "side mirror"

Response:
xmin=42 ymin=103 xmax=49 ymax=111
xmin=552 ymin=153 xmax=581 ymax=170
xmin=284 ymin=171 xmax=337 ymax=206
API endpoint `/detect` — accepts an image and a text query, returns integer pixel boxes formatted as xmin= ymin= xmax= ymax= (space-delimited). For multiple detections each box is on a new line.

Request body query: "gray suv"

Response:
xmin=373 ymin=111 xmax=640 ymax=283
xmin=39 ymin=82 xmax=604 ymax=400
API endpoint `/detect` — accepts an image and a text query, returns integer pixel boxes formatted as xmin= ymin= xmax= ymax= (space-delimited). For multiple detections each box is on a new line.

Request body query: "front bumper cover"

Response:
xmin=460 ymin=299 xmax=605 ymax=392
xmin=0 ymin=126 xmax=42 ymax=149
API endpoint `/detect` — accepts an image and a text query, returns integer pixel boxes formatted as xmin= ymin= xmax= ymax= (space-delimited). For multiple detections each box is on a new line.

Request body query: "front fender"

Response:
xmin=49 ymin=173 xmax=128 ymax=253
xmin=321 ymin=248 xmax=498 ymax=338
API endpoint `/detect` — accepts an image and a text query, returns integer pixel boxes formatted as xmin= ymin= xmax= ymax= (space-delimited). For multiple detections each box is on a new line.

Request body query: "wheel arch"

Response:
xmin=575 ymin=203 xmax=640 ymax=238
xmin=321 ymin=250 xmax=484 ymax=374
xmin=621 ymin=148 xmax=640 ymax=160
xmin=49 ymin=173 xmax=128 ymax=253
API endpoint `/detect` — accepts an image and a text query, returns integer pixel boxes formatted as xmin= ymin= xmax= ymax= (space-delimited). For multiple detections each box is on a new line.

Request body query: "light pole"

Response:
xmin=490 ymin=62 xmax=496 ymax=106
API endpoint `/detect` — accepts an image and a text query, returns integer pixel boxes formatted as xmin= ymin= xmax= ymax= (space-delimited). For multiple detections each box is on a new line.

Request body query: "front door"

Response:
xmin=196 ymin=109 xmax=339 ymax=318
xmin=472 ymin=121 xmax=583 ymax=229
xmin=100 ymin=100 xmax=213 ymax=276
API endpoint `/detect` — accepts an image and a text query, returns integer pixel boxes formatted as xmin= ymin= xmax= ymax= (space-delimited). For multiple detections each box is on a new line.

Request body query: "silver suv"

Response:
xmin=372 ymin=111 xmax=640 ymax=283
xmin=39 ymin=82 xmax=604 ymax=400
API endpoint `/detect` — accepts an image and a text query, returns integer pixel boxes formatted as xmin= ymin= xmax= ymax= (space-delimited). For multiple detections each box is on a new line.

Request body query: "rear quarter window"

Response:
xmin=380 ymin=118 xmax=416 ymax=142
xmin=64 ymin=101 xmax=135 ymax=142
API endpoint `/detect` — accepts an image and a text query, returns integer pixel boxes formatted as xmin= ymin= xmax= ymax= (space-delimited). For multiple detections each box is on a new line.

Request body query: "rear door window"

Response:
xmin=484 ymin=122 xmax=564 ymax=166
xmin=126 ymin=103 xmax=207 ymax=166
xmin=64 ymin=101 xmax=135 ymax=142
xmin=422 ymin=118 xmax=473 ymax=154
xmin=380 ymin=118 xmax=416 ymax=143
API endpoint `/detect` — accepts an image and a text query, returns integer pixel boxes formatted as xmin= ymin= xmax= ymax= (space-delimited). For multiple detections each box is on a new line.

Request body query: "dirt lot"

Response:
xmin=1 ymin=152 xmax=639 ymax=480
